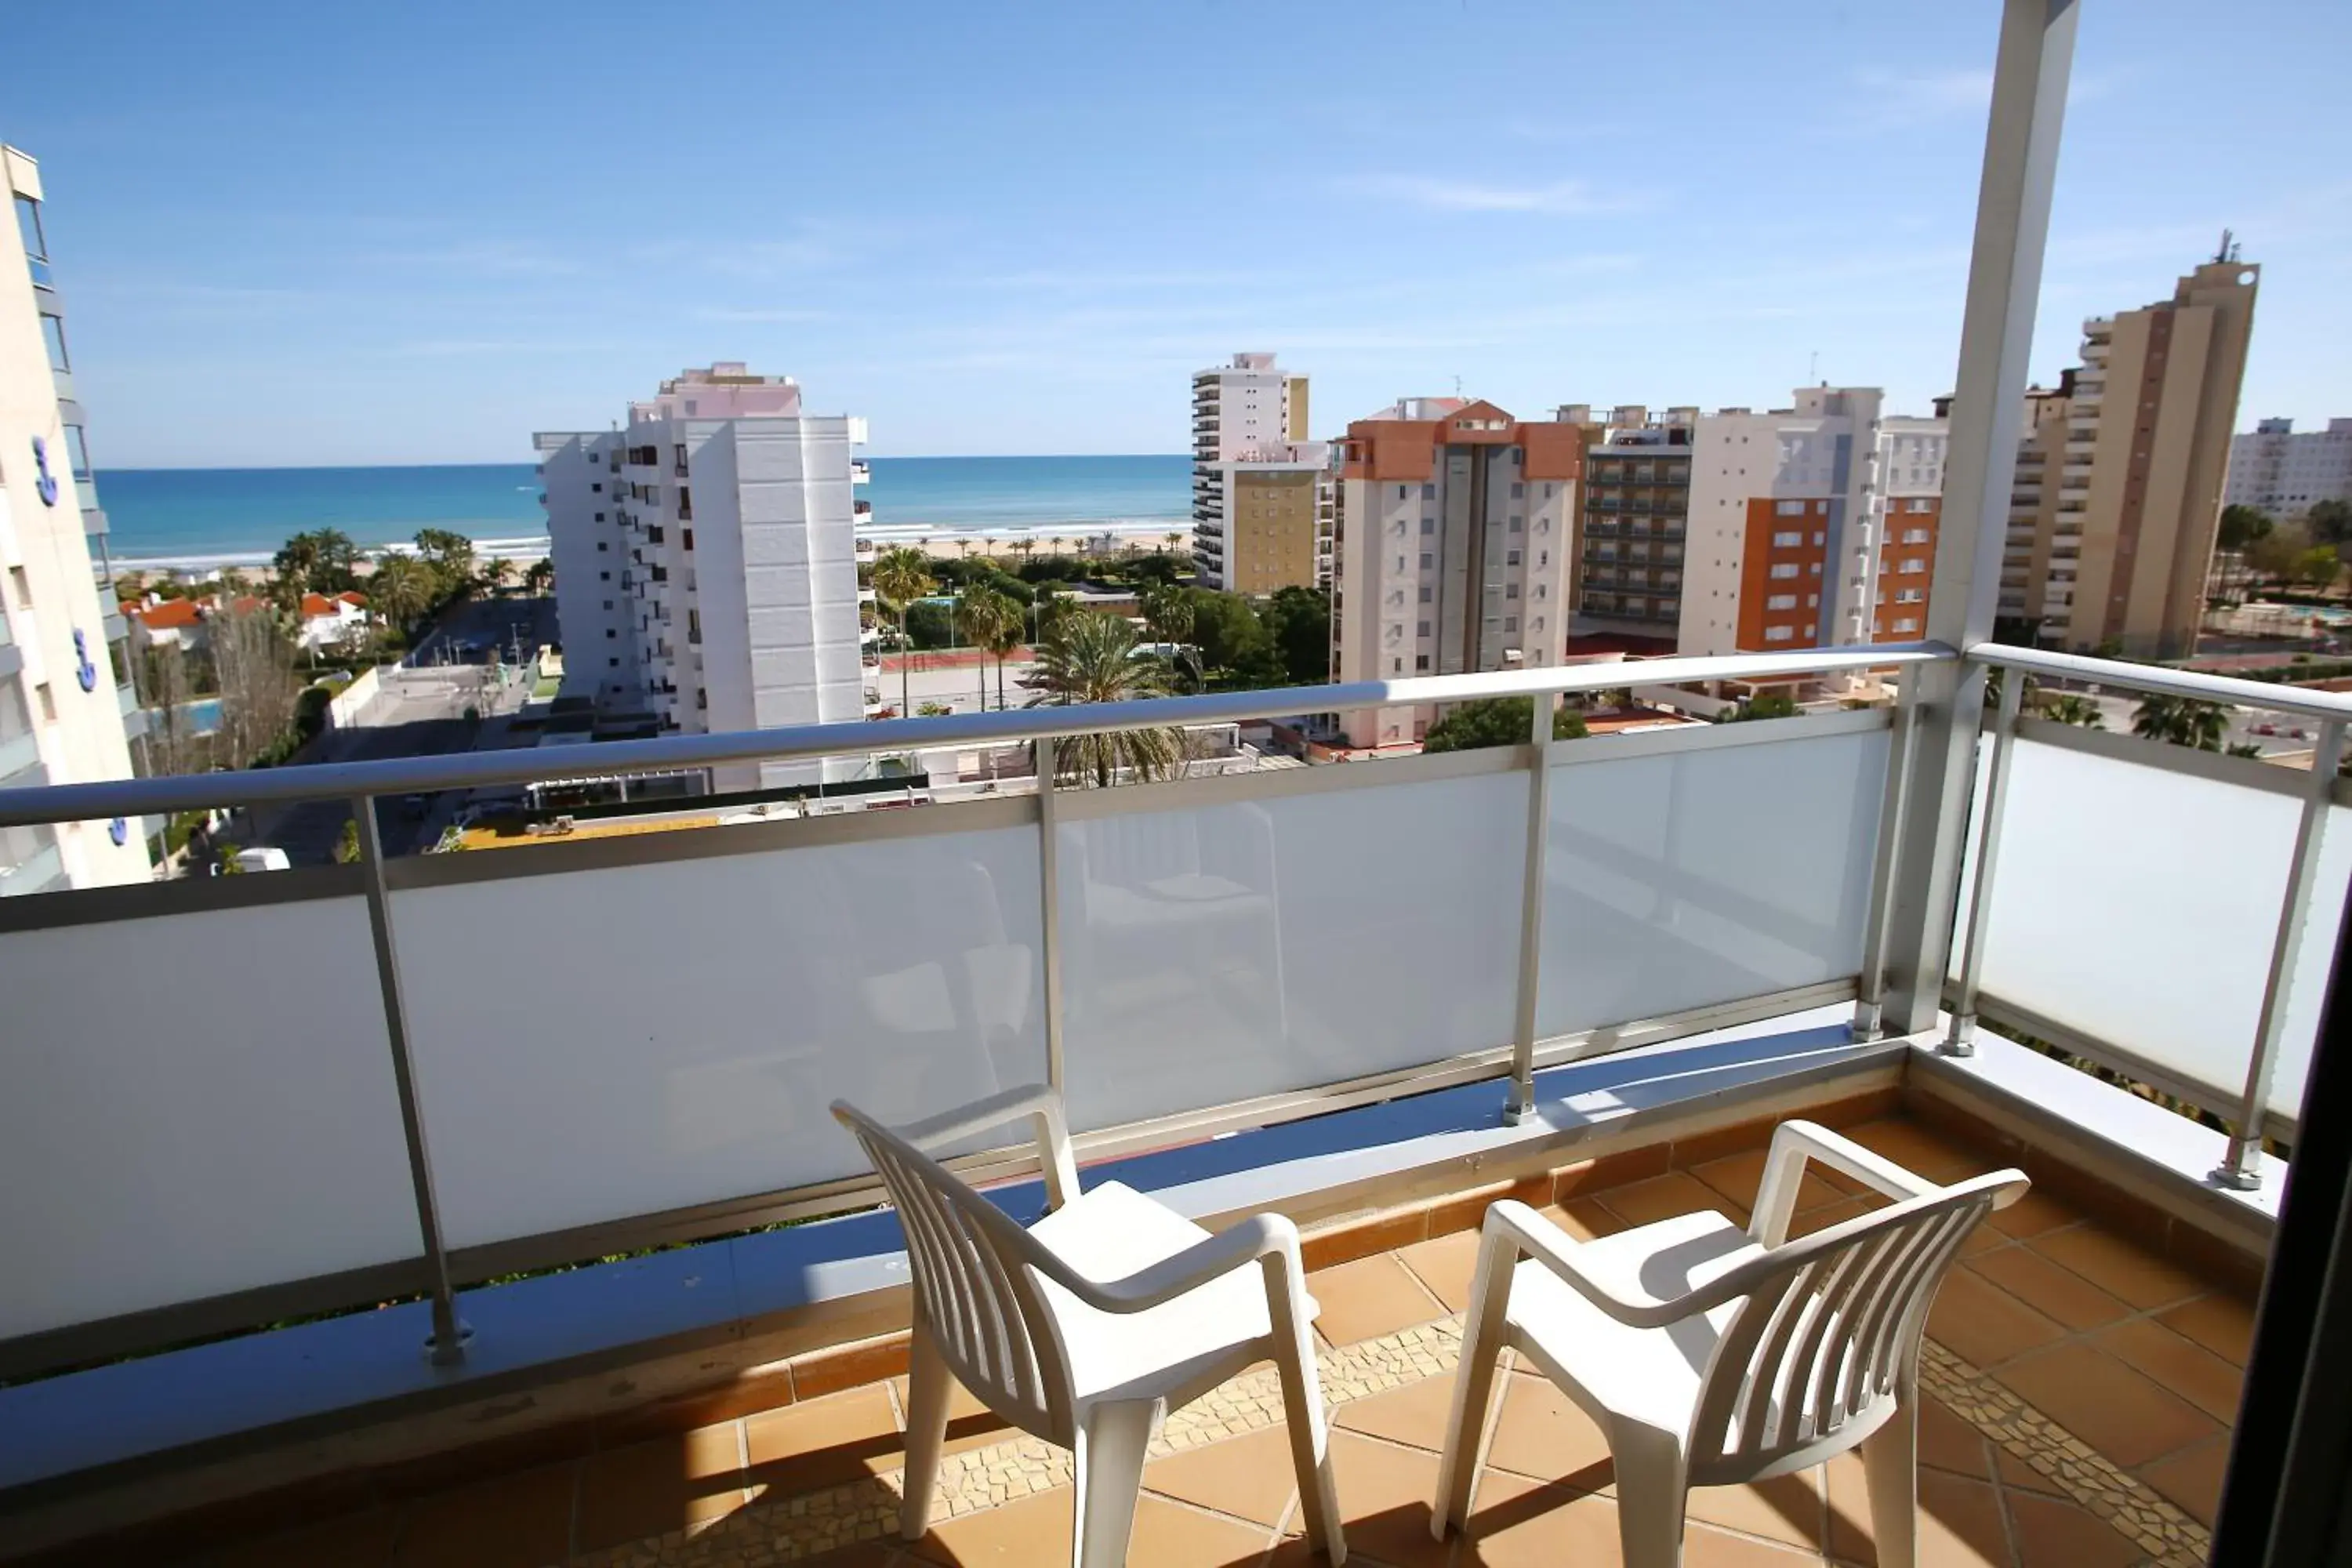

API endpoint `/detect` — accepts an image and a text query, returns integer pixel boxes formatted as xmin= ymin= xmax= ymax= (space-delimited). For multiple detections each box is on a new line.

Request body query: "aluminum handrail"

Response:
xmin=1970 ymin=643 xmax=2352 ymax=724
xmin=0 ymin=641 xmax=1955 ymax=828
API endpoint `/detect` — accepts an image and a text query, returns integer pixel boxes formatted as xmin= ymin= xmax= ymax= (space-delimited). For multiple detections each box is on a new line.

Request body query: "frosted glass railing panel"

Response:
xmin=0 ymin=898 xmax=419 ymax=1340
xmin=1972 ymin=739 xmax=2310 ymax=1112
xmin=394 ymin=827 xmax=1047 ymax=1250
xmin=2236 ymin=802 xmax=2348 ymax=1123
xmin=1057 ymin=771 xmax=1528 ymax=1130
xmin=1536 ymin=728 xmax=1888 ymax=1038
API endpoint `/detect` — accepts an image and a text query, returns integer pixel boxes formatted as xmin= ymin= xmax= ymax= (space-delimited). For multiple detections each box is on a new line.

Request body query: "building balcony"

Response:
xmin=0 ymin=641 xmax=2316 ymax=1565
xmin=851 ymin=462 xmax=871 ymax=485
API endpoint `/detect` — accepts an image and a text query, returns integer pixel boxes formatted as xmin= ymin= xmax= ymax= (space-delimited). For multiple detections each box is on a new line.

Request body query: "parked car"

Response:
xmin=224 ymin=847 xmax=291 ymax=874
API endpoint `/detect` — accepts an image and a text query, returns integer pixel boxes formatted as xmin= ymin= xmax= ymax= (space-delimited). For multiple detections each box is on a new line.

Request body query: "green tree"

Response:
xmin=2042 ymin=694 xmax=2105 ymax=728
xmin=870 ymin=545 xmax=935 ymax=716
xmin=1721 ymin=691 xmax=1802 ymax=723
xmin=905 ymin=599 xmax=955 ymax=650
xmin=1026 ymin=612 xmax=1188 ymax=786
xmin=335 ymin=818 xmax=361 ymax=864
xmin=2296 ymin=545 xmax=2340 ymax=590
xmin=524 ymin=557 xmax=555 ymax=597
xmin=369 ymin=554 xmax=435 ymax=635
xmin=1422 ymin=697 xmax=1588 ymax=753
xmin=1125 ymin=553 xmax=1182 ymax=588
xmin=1185 ymin=589 xmax=1270 ymax=673
xmin=2132 ymin=694 xmax=2227 ymax=751
xmin=480 ymin=555 xmax=517 ymax=595
xmin=2307 ymin=499 xmax=2352 ymax=547
xmin=2227 ymin=742 xmax=2264 ymax=759
xmin=274 ymin=529 xmax=362 ymax=597
xmin=413 ymin=528 xmax=478 ymax=602
xmin=957 ymin=586 xmax=1020 ymax=710
xmin=2218 ymin=504 xmax=2274 ymax=553
xmin=1258 ymin=586 xmax=1331 ymax=686
xmin=2248 ymin=523 xmax=2310 ymax=586
xmin=978 ymin=589 xmax=1027 ymax=710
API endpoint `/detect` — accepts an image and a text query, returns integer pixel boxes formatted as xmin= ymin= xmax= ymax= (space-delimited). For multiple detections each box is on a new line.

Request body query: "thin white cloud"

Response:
xmin=689 ymin=307 xmax=833 ymax=322
xmin=1857 ymin=66 xmax=1995 ymax=116
xmin=390 ymin=338 xmax=616 ymax=358
xmin=1338 ymin=175 xmax=1645 ymax=216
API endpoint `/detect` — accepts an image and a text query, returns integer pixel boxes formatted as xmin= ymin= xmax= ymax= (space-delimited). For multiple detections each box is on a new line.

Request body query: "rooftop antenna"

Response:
xmin=1453 ymin=374 xmax=1464 ymax=399
xmin=1809 ymin=350 xmax=1819 ymax=385
xmin=2216 ymin=227 xmax=2240 ymax=264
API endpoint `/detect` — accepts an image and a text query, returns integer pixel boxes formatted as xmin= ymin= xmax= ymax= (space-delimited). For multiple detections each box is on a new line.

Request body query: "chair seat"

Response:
xmin=1030 ymin=1181 xmax=1308 ymax=1407
xmin=1507 ymin=1210 xmax=1763 ymax=1440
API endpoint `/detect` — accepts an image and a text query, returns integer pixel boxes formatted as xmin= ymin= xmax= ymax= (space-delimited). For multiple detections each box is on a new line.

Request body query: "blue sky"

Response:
xmin=11 ymin=1 xmax=2350 ymax=466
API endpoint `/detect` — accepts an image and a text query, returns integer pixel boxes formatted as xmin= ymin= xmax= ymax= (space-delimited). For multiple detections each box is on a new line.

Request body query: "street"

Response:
xmin=406 ymin=594 xmax=557 ymax=670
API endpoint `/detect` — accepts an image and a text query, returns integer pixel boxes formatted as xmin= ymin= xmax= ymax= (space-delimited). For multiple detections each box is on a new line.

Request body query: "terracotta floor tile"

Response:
xmin=207 ymin=1510 xmax=401 ymax=1568
xmin=1993 ymin=1444 xmax=2067 ymax=1497
xmin=1483 ymin=1371 xmax=1614 ymax=1492
xmin=1305 ymin=1253 xmax=1446 ymax=1348
xmin=1396 ymin=1229 xmax=1483 ymax=1314
xmin=1691 ymin=1147 xmax=1850 ymax=1214
xmin=388 ymin=1464 xmax=574 ymax=1568
xmin=1981 ymin=1187 xmax=2083 ymax=1240
xmin=888 ymin=1372 xmax=1014 ymax=1456
xmin=1681 ymin=1467 xmax=1823 ymax=1552
xmin=1332 ymin=1366 xmax=1461 ymax=1454
xmin=1143 ymin=1421 xmax=1301 ymax=1530
xmin=1825 ymin=1454 xmax=2010 ymax=1567
xmin=575 ymin=1423 xmax=748 ymax=1552
xmin=1454 ymin=1468 xmax=1622 ymax=1568
xmin=1536 ymin=1197 xmax=1624 ymax=1241
xmin=1926 ymin=1265 xmax=2068 ymax=1368
xmin=2002 ymin=1490 xmax=2142 ymax=1568
xmin=1916 ymin=1397 xmax=1995 ymax=1481
xmin=2028 ymin=1225 xmax=2204 ymax=1310
xmin=1315 ymin=1430 xmax=1453 ymax=1568
xmin=2159 ymin=1292 xmax=2256 ymax=1367
xmin=2092 ymin=1316 xmax=2245 ymax=1422
xmin=1598 ymin=1171 xmax=1745 ymax=1229
xmin=1965 ymin=1247 xmax=2132 ymax=1332
xmin=798 ymin=1541 xmax=904 ymax=1567
xmin=1844 ymin=1121 xmax=1990 ymax=1184
xmin=906 ymin=1483 xmax=1071 ymax=1564
xmin=1992 ymin=1344 xmax=2220 ymax=1468
xmin=1790 ymin=1192 xmax=1891 ymax=1239
xmin=1126 ymin=1494 xmax=1281 ymax=1566
xmin=2139 ymin=1436 xmax=2230 ymax=1528
xmin=744 ymin=1384 xmax=905 ymax=1493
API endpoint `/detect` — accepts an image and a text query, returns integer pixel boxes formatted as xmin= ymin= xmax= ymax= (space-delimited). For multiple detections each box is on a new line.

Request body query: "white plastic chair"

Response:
xmin=833 ymin=1085 xmax=1346 ymax=1566
xmin=1430 ymin=1120 xmax=2026 ymax=1568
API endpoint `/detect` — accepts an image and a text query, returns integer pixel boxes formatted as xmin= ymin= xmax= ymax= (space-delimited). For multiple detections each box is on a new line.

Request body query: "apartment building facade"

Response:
xmin=0 ymin=145 xmax=148 ymax=893
xmin=1332 ymin=398 xmax=1581 ymax=747
xmin=2000 ymin=260 xmax=2258 ymax=657
xmin=1563 ymin=405 xmax=1697 ymax=640
xmin=539 ymin=365 xmax=875 ymax=793
xmin=1190 ymin=353 xmax=1330 ymax=593
xmin=2226 ymin=417 xmax=2352 ymax=518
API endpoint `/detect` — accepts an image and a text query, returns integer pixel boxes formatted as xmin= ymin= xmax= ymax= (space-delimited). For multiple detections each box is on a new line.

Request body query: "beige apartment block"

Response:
xmin=1192 ymin=352 xmax=1330 ymax=594
xmin=2005 ymin=257 xmax=2258 ymax=658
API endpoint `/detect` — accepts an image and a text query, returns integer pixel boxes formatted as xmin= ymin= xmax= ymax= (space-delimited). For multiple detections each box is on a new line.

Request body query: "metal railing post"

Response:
xmin=353 ymin=794 xmax=470 ymax=1365
xmin=1504 ymin=695 xmax=1555 ymax=1125
xmin=1854 ymin=664 xmax=1925 ymax=1041
xmin=1943 ymin=670 xmax=2025 ymax=1056
xmin=2214 ymin=718 xmax=2346 ymax=1189
xmin=1035 ymin=741 xmax=1066 ymax=1098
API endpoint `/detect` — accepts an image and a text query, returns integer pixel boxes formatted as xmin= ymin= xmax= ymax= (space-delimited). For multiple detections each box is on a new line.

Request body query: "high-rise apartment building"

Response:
xmin=0 ymin=144 xmax=148 ymax=893
xmin=1332 ymin=398 xmax=1582 ymax=747
xmin=1563 ymin=391 xmax=1945 ymax=663
xmin=539 ymin=365 xmax=877 ymax=793
xmin=1190 ymin=353 xmax=1330 ymax=593
xmin=2226 ymin=417 xmax=2352 ymax=518
xmin=1999 ymin=258 xmax=2259 ymax=657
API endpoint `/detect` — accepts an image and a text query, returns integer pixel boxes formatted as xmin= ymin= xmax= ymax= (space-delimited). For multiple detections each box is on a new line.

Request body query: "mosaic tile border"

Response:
xmin=577 ymin=1311 xmax=2207 ymax=1568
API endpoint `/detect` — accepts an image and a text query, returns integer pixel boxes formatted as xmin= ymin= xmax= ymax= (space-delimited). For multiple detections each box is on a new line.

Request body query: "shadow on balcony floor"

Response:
xmin=167 ymin=1112 xmax=2241 ymax=1568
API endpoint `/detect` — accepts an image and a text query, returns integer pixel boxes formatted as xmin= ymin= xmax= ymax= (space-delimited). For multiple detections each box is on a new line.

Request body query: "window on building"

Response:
xmin=608 ymin=657 xmax=619 ymax=668
xmin=1510 ymin=482 xmax=1525 ymax=499
xmin=1420 ymin=552 xmax=1434 ymax=569
xmin=599 ymin=570 xmax=610 ymax=581
xmin=1506 ymin=550 xmax=1522 ymax=566
xmin=1421 ymin=517 xmax=1435 ymax=534
xmin=1504 ymin=616 xmax=1519 ymax=632
xmin=1414 ymin=654 xmax=1430 ymax=671
xmin=1392 ymin=657 xmax=1403 ymax=674
xmin=606 ymin=628 xmax=616 ymax=638
xmin=34 ymin=681 xmax=56 ymax=721
xmin=1908 ymin=498 xmax=1933 ymax=512
xmin=1766 ymin=593 xmax=1798 ymax=610
xmin=1775 ymin=499 xmax=1806 ymax=516
xmin=603 ymin=600 xmax=614 ymax=610
xmin=1763 ymin=625 xmax=1795 ymax=643
xmin=1902 ymin=558 xmax=1926 ymax=574
xmin=1422 ymin=483 xmax=1437 ymax=499
xmin=1508 ymin=516 xmax=1524 ymax=533
xmin=1772 ymin=531 xmax=1802 ymax=547
xmin=1417 ymin=586 xmax=1432 ymax=603
xmin=38 ymin=313 xmax=67 ymax=372
xmin=1505 ymin=584 xmax=1519 ymax=600
xmin=1894 ymin=616 xmax=1921 ymax=633
xmin=1896 ymin=587 xmax=1924 ymax=603
xmin=591 ymin=482 xmax=602 ymax=493
xmin=1397 ymin=485 xmax=1408 ymax=500
xmin=1769 ymin=563 xmax=1799 ymax=580
xmin=14 ymin=194 xmax=47 ymax=278
xmin=1417 ymin=619 xmax=1431 ymax=636
xmin=597 ymin=541 xmax=608 ymax=551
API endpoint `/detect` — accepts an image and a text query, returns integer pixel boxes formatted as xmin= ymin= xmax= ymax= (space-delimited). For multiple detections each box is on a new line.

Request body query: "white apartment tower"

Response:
xmin=539 ymin=365 xmax=877 ymax=793
xmin=2227 ymin=418 xmax=2352 ymax=517
xmin=0 ymin=144 xmax=148 ymax=892
xmin=1190 ymin=353 xmax=1330 ymax=593
xmin=1333 ymin=398 xmax=1583 ymax=748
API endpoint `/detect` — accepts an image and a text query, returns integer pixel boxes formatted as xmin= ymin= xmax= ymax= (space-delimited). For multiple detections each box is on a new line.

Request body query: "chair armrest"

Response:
xmin=1026 ymin=1212 xmax=1309 ymax=1319
xmin=880 ymin=1083 xmax=1080 ymax=1211
xmin=1750 ymin=1120 xmax=1949 ymax=1247
xmin=1483 ymin=1200 xmax=1752 ymax=1330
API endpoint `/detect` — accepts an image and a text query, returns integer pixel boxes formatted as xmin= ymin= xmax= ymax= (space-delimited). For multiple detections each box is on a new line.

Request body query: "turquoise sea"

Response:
xmin=97 ymin=455 xmax=1192 ymax=568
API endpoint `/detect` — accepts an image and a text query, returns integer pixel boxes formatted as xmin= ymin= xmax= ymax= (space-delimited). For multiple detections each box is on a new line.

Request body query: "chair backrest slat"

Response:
xmin=1691 ymin=1171 xmax=2017 ymax=1482
xmin=834 ymin=1104 xmax=1076 ymax=1443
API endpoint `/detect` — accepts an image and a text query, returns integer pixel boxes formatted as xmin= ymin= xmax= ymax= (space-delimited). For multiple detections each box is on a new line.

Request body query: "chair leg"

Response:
xmin=1071 ymin=1399 xmax=1158 ymax=1568
xmin=1431 ymin=1223 xmax=1515 ymax=1539
xmin=1861 ymin=1400 xmax=1920 ymax=1568
xmin=1270 ymin=1301 xmax=1347 ymax=1563
xmin=1608 ymin=1423 xmax=1690 ymax=1568
xmin=899 ymin=1325 xmax=953 ymax=1541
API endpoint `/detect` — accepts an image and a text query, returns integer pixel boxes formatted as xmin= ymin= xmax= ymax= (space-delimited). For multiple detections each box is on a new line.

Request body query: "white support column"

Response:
xmin=1880 ymin=0 xmax=2079 ymax=1036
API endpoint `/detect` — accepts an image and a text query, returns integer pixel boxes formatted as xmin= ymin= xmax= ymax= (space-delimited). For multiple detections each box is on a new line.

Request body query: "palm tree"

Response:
xmin=871 ymin=545 xmax=935 ymax=718
xmin=1013 ymin=537 xmax=1035 ymax=566
xmin=1025 ymin=612 xmax=1188 ymax=786
xmin=370 ymin=555 xmax=435 ymax=636
xmin=1139 ymin=585 xmax=1200 ymax=691
xmin=956 ymin=539 xmax=975 ymax=561
xmin=982 ymin=596 xmax=1025 ymax=711
xmin=1163 ymin=531 xmax=1185 ymax=556
xmin=481 ymin=556 xmax=516 ymax=596
xmin=2042 ymin=694 xmax=2104 ymax=729
xmin=2132 ymin=694 xmax=2227 ymax=751
xmin=957 ymin=586 xmax=1017 ymax=710
xmin=1049 ymin=534 xmax=1067 ymax=561
xmin=524 ymin=557 xmax=555 ymax=597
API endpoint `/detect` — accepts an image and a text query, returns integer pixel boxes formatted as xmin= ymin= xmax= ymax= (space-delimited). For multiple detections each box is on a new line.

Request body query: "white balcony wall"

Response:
xmin=0 ymin=896 xmax=421 ymax=1339
xmin=1963 ymin=738 xmax=2347 ymax=1122
xmin=1535 ymin=724 xmax=1888 ymax=1038
xmin=1054 ymin=769 xmax=1528 ymax=1129
xmin=391 ymin=826 xmax=1047 ymax=1250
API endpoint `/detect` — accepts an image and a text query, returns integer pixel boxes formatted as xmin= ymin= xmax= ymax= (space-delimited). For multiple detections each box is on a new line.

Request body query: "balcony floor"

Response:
xmin=179 ymin=1112 xmax=2242 ymax=1568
